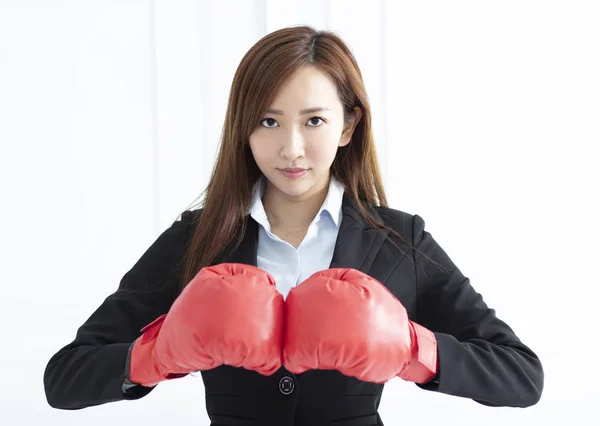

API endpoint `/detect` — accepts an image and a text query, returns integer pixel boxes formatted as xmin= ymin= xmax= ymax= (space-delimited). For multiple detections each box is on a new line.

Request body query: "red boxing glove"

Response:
xmin=283 ymin=268 xmax=437 ymax=384
xmin=129 ymin=263 xmax=284 ymax=387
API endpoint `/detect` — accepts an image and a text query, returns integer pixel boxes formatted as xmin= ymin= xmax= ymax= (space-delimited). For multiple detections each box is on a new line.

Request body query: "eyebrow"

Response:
xmin=265 ymin=107 xmax=331 ymax=115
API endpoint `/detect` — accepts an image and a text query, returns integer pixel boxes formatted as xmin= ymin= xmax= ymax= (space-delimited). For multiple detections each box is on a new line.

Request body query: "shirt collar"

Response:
xmin=249 ymin=174 xmax=345 ymax=232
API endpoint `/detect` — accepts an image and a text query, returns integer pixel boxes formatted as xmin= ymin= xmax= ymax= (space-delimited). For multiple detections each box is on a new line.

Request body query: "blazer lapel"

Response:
xmin=217 ymin=192 xmax=391 ymax=277
xmin=328 ymin=192 xmax=389 ymax=275
xmin=217 ymin=217 xmax=259 ymax=266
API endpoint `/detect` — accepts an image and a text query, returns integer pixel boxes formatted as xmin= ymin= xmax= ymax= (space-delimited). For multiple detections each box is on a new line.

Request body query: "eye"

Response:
xmin=307 ymin=116 xmax=325 ymax=127
xmin=260 ymin=117 xmax=278 ymax=128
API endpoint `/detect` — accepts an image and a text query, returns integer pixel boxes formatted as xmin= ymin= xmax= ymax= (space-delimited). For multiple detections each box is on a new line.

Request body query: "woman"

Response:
xmin=44 ymin=25 xmax=543 ymax=425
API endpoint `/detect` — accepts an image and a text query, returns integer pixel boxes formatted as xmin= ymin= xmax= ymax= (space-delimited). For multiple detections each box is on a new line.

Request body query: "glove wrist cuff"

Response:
xmin=397 ymin=321 xmax=438 ymax=384
xmin=129 ymin=314 xmax=170 ymax=387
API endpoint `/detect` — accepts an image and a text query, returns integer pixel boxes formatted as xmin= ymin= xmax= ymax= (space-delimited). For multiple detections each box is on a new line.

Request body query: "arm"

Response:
xmin=43 ymin=211 xmax=196 ymax=409
xmin=411 ymin=214 xmax=544 ymax=407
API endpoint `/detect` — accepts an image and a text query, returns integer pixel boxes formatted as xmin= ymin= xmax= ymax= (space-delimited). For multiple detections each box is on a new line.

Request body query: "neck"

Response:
xmin=262 ymin=176 xmax=330 ymax=233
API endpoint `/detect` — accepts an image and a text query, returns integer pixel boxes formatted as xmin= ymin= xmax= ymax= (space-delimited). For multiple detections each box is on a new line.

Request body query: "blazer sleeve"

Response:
xmin=411 ymin=214 xmax=544 ymax=407
xmin=43 ymin=210 xmax=197 ymax=410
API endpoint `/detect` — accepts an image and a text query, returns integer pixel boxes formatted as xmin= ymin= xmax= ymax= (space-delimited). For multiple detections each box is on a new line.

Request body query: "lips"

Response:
xmin=278 ymin=168 xmax=308 ymax=178
xmin=280 ymin=168 xmax=306 ymax=173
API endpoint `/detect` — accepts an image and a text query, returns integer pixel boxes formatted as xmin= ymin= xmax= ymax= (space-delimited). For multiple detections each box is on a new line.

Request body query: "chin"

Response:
xmin=275 ymin=183 xmax=311 ymax=199
xmin=269 ymin=174 xmax=313 ymax=199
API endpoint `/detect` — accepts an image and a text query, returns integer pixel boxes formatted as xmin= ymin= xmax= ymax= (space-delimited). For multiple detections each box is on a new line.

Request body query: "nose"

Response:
xmin=279 ymin=128 xmax=305 ymax=161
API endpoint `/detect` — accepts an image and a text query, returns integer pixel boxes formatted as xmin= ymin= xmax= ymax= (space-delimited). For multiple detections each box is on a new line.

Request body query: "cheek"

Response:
xmin=248 ymin=135 xmax=272 ymax=163
xmin=306 ymin=133 xmax=341 ymax=163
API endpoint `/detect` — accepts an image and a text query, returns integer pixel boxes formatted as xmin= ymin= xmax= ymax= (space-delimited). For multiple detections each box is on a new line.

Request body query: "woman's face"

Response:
xmin=249 ymin=66 xmax=361 ymax=202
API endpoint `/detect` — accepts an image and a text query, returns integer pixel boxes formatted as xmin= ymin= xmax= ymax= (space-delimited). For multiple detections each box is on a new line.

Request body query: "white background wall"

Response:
xmin=1 ymin=0 xmax=598 ymax=424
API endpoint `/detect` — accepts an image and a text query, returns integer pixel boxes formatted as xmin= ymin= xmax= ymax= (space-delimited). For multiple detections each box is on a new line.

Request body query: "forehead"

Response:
xmin=270 ymin=66 xmax=341 ymax=110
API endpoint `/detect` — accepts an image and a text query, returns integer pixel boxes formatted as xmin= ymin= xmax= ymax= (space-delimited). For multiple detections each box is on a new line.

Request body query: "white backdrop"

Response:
xmin=1 ymin=0 xmax=598 ymax=424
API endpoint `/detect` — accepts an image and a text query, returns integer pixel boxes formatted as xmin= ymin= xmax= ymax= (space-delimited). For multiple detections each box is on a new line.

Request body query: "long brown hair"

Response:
xmin=177 ymin=25 xmax=435 ymax=293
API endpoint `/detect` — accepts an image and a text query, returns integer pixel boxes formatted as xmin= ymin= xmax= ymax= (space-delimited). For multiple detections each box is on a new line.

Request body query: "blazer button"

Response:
xmin=279 ymin=376 xmax=295 ymax=395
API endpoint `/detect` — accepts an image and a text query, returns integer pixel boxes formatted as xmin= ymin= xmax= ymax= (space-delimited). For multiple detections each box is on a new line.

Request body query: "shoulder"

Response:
xmin=113 ymin=208 xmax=204 ymax=296
xmin=144 ymin=208 xmax=204 ymax=257
xmin=176 ymin=208 xmax=204 ymax=243
xmin=180 ymin=208 xmax=203 ymax=224
xmin=177 ymin=208 xmax=206 ymax=230
xmin=373 ymin=204 xmax=427 ymax=243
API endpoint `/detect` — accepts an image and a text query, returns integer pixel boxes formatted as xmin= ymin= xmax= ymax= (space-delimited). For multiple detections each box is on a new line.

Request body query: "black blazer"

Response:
xmin=44 ymin=194 xmax=544 ymax=425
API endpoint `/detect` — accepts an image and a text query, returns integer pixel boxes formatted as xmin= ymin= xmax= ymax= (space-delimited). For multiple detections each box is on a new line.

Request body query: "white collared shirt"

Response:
xmin=249 ymin=175 xmax=345 ymax=299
